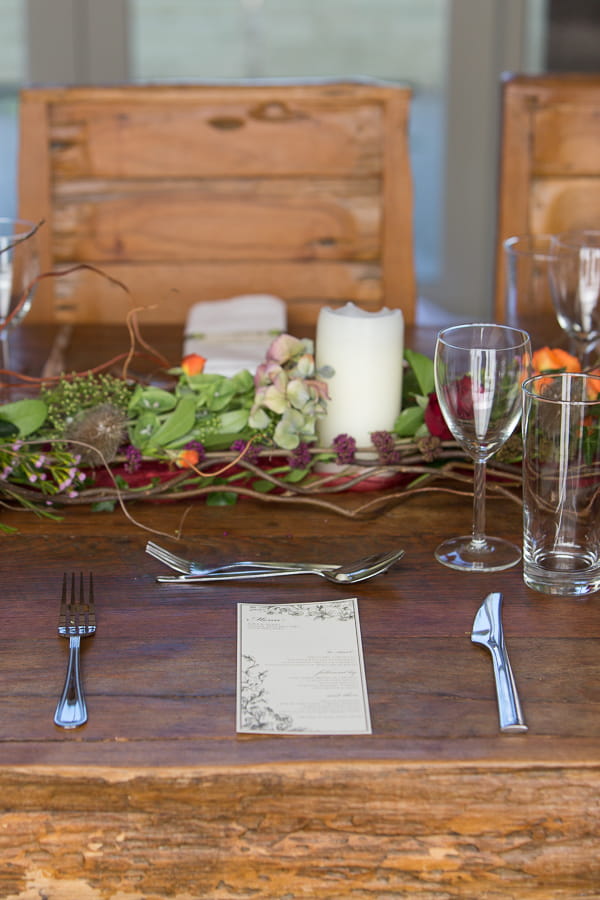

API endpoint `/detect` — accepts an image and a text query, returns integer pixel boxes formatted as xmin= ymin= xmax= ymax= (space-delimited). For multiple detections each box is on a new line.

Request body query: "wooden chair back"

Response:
xmin=18 ymin=80 xmax=416 ymax=332
xmin=495 ymin=73 xmax=600 ymax=320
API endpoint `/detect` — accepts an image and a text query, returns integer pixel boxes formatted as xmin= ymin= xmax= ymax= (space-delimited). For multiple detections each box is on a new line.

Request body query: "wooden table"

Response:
xmin=1 ymin=323 xmax=598 ymax=900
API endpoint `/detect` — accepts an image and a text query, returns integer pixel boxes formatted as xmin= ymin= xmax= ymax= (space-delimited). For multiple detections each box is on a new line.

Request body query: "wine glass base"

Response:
xmin=435 ymin=535 xmax=521 ymax=573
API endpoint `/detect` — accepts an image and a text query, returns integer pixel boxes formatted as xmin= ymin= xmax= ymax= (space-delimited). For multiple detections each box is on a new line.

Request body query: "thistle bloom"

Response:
xmin=181 ymin=353 xmax=207 ymax=376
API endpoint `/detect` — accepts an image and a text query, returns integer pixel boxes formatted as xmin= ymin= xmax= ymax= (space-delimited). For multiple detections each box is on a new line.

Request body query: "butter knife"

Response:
xmin=471 ymin=592 xmax=528 ymax=733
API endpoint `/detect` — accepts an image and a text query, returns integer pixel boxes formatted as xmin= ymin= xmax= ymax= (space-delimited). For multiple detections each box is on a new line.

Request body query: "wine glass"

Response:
xmin=549 ymin=230 xmax=600 ymax=369
xmin=434 ymin=323 xmax=532 ymax=572
xmin=0 ymin=218 xmax=40 ymax=374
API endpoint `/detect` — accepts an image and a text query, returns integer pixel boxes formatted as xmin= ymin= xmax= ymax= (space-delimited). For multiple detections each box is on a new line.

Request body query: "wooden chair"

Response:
xmin=495 ymin=73 xmax=600 ymax=320
xmin=17 ymin=79 xmax=416 ymax=332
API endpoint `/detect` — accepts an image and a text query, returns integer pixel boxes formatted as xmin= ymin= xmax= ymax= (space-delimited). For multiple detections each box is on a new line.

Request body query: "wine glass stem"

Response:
xmin=576 ymin=338 xmax=598 ymax=370
xmin=472 ymin=459 xmax=487 ymax=548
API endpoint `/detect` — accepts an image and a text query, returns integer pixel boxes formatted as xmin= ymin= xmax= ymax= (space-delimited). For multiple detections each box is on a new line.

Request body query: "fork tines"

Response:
xmin=59 ymin=572 xmax=96 ymax=634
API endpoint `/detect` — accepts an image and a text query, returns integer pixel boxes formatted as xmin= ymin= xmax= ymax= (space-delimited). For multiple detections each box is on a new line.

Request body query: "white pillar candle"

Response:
xmin=315 ymin=302 xmax=404 ymax=448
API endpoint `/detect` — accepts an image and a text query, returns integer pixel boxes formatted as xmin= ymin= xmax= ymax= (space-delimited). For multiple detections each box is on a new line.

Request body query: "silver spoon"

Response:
xmin=156 ymin=548 xmax=405 ymax=585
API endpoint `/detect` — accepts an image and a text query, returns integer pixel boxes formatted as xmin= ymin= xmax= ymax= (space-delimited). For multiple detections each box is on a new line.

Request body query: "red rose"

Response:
xmin=424 ymin=392 xmax=453 ymax=440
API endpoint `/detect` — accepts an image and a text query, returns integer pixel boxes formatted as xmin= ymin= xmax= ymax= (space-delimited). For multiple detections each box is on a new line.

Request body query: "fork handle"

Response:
xmin=54 ymin=635 xmax=88 ymax=729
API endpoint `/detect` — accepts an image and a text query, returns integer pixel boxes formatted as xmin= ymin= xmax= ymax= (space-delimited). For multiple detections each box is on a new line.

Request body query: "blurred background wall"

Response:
xmin=1 ymin=0 xmax=598 ymax=321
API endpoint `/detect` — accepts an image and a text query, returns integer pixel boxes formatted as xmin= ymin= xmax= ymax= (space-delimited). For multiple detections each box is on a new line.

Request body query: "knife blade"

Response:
xmin=471 ymin=592 xmax=528 ymax=733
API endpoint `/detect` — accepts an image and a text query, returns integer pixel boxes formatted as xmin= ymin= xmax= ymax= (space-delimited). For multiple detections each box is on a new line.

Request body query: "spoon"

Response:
xmin=156 ymin=548 xmax=405 ymax=585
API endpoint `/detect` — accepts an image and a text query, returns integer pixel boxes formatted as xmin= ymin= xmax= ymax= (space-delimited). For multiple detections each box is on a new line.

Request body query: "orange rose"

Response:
xmin=181 ymin=353 xmax=206 ymax=376
xmin=176 ymin=449 xmax=199 ymax=469
xmin=532 ymin=347 xmax=581 ymax=375
xmin=586 ymin=369 xmax=600 ymax=399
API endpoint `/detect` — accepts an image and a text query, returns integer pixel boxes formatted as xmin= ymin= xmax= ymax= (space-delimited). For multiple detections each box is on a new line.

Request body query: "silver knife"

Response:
xmin=471 ymin=592 xmax=528 ymax=733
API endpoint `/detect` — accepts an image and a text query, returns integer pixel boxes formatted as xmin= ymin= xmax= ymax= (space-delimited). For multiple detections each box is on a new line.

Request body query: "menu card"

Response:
xmin=236 ymin=597 xmax=371 ymax=734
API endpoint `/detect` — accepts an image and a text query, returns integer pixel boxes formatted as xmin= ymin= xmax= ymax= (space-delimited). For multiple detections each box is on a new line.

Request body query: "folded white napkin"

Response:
xmin=183 ymin=294 xmax=287 ymax=376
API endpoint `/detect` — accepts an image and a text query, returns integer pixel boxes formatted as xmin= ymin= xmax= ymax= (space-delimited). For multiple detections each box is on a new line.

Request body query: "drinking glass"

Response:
xmin=549 ymin=230 xmax=600 ymax=368
xmin=434 ymin=323 xmax=532 ymax=572
xmin=0 ymin=218 xmax=40 ymax=373
xmin=522 ymin=372 xmax=600 ymax=596
xmin=504 ymin=234 xmax=556 ymax=327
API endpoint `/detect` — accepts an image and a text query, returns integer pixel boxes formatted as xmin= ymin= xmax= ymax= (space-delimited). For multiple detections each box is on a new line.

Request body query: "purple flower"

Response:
xmin=289 ymin=441 xmax=311 ymax=470
xmin=332 ymin=433 xmax=357 ymax=465
xmin=230 ymin=439 xmax=262 ymax=464
xmin=124 ymin=445 xmax=143 ymax=473
xmin=370 ymin=430 xmax=402 ymax=465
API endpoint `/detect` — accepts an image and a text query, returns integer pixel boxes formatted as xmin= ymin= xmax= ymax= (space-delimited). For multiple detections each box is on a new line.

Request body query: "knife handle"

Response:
xmin=491 ymin=643 xmax=528 ymax=733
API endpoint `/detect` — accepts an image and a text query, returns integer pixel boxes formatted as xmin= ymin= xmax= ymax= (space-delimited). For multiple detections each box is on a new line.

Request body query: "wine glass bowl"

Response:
xmin=434 ymin=323 xmax=532 ymax=572
xmin=0 ymin=217 xmax=40 ymax=373
xmin=549 ymin=230 xmax=600 ymax=368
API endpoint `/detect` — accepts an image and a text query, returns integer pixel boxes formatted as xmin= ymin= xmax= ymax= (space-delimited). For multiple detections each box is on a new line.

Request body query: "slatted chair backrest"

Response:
xmin=495 ymin=72 xmax=600 ymax=320
xmin=18 ymin=79 xmax=416 ymax=332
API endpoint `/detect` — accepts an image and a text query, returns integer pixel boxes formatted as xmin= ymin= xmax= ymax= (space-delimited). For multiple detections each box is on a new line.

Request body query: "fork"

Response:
xmin=145 ymin=540 xmax=339 ymax=577
xmin=54 ymin=573 xmax=96 ymax=729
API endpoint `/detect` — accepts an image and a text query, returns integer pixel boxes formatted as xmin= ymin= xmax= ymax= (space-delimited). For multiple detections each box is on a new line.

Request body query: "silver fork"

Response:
xmin=54 ymin=573 xmax=96 ymax=729
xmin=145 ymin=540 xmax=339 ymax=577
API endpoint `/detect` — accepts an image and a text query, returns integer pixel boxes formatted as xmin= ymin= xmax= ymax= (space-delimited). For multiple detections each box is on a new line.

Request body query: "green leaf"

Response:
xmin=0 ymin=521 xmax=19 ymax=534
xmin=148 ymin=396 xmax=197 ymax=447
xmin=284 ymin=467 xmax=309 ymax=483
xmin=206 ymin=491 xmax=238 ymax=506
xmin=0 ymin=419 xmax=19 ymax=438
xmin=251 ymin=479 xmax=276 ymax=493
xmin=0 ymin=398 xmax=47 ymax=436
xmin=393 ymin=405 xmax=425 ymax=437
xmin=217 ymin=408 xmax=250 ymax=434
xmin=91 ymin=500 xmax=117 ymax=512
xmin=405 ymin=349 xmax=435 ymax=396
xmin=129 ymin=385 xmax=176 ymax=414
xmin=128 ymin=411 xmax=159 ymax=450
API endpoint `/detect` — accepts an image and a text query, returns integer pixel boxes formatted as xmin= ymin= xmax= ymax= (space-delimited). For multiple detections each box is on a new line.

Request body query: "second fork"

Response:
xmin=54 ymin=572 xmax=96 ymax=729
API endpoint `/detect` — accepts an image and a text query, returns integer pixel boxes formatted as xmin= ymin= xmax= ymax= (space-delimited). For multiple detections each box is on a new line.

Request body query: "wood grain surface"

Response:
xmin=0 ymin=323 xmax=598 ymax=899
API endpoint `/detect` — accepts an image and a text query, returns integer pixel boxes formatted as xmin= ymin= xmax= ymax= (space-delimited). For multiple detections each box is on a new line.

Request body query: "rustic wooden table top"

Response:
xmin=1 ymin=320 xmax=597 ymax=899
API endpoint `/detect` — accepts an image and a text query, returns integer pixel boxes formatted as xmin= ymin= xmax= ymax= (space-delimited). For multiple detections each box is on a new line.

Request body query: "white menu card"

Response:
xmin=237 ymin=597 xmax=372 ymax=734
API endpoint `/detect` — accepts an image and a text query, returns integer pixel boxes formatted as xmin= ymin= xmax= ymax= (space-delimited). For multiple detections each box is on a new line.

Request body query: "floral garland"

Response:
xmin=0 ymin=330 xmax=597 ymax=535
